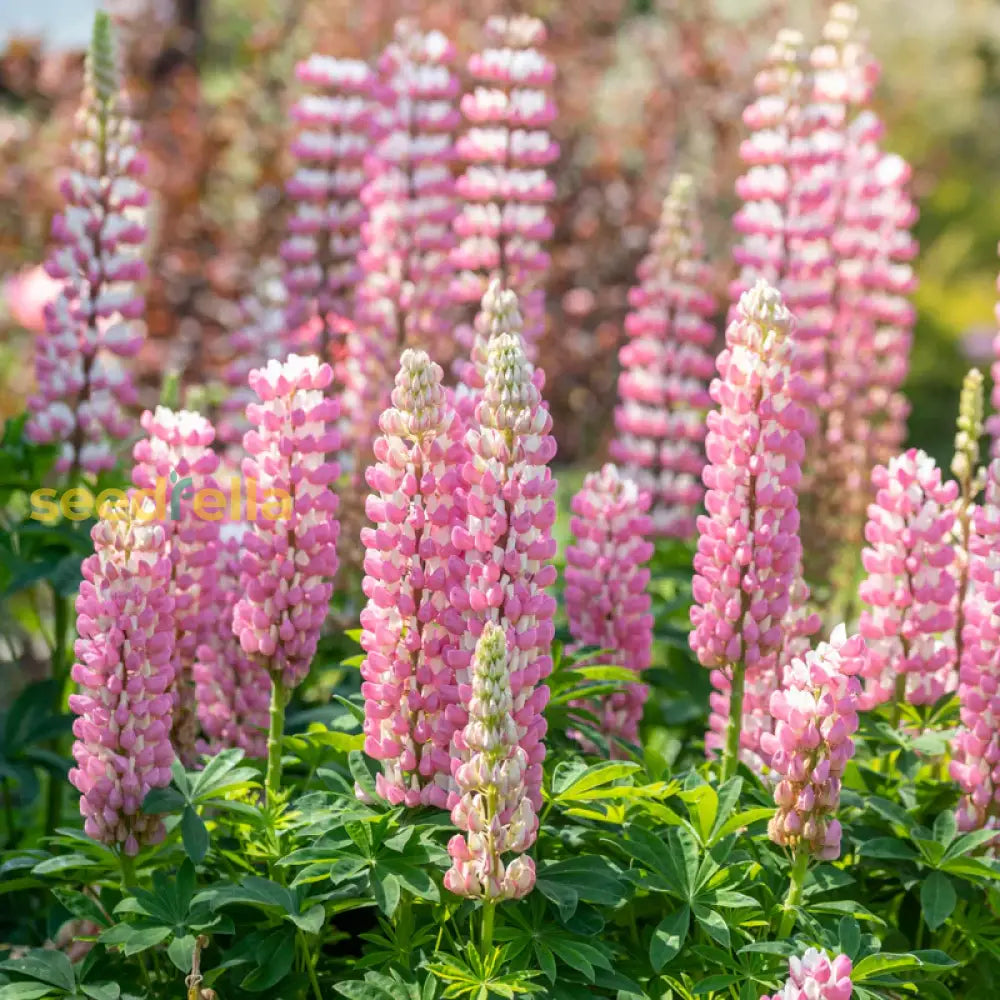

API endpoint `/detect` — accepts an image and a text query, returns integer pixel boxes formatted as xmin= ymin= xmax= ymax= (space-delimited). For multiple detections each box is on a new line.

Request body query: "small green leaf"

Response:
xmin=371 ymin=870 xmax=400 ymax=916
xmin=0 ymin=985 xmax=57 ymax=1000
xmin=80 ymin=985 xmax=120 ymax=1000
xmin=852 ymin=953 xmax=921 ymax=982
xmin=838 ymin=916 xmax=861 ymax=958
xmin=693 ymin=906 xmax=730 ymax=949
xmin=650 ymin=905 xmax=689 ymax=971
xmin=288 ymin=904 xmax=325 ymax=936
xmin=921 ymin=872 xmax=957 ymax=931
xmin=933 ymin=811 xmax=958 ymax=849
xmin=181 ymin=807 xmax=209 ymax=863
xmin=123 ymin=926 xmax=171 ymax=956
xmin=858 ymin=838 xmax=918 ymax=862
xmin=167 ymin=935 xmax=196 ymax=973
xmin=0 ymin=950 xmax=75 ymax=991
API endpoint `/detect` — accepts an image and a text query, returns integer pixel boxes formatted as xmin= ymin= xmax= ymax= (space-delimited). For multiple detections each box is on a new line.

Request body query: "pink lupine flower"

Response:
xmin=762 ymin=626 xmax=866 ymax=860
xmin=4 ymin=264 xmax=61 ymax=332
xmin=282 ymin=54 xmax=375 ymax=359
xmin=565 ymin=464 xmax=654 ymax=751
xmin=610 ymin=174 xmax=716 ymax=540
xmin=689 ymin=280 xmax=809 ymax=776
xmin=360 ymin=349 xmax=467 ymax=808
xmin=68 ymin=503 xmax=175 ymax=856
xmin=453 ymin=15 xmax=558 ymax=357
xmin=25 ymin=12 xmax=148 ymax=476
xmin=450 ymin=295 xmax=558 ymax=811
xmin=444 ymin=622 xmax=537 ymax=900
xmin=858 ymin=449 xmax=957 ymax=710
xmin=194 ymin=524 xmax=272 ymax=759
xmin=132 ymin=406 xmax=220 ymax=766
xmin=951 ymin=458 xmax=1000 ymax=837
xmin=761 ymin=949 xmax=853 ymax=1000
xmin=233 ymin=355 xmax=341 ymax=689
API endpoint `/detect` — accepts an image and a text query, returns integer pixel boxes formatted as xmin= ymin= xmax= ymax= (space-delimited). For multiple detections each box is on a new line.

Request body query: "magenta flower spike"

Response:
xmin=193 ymin=524 xmax=272 ymax=759
xmin=951 ymin=458 xmax=1000 ymax=838
xmin=450 ymin=292 xmax=558 ymax=811
xmin=25 ymin=12 xmax=148 ymax=477
xmin=610 ymin=174 xmax=716 ymax=540
xmin=444 ymin=622 xmax=537 ymax=901
xmin=690 ymin=280 xmax=809 ymax=781
xmin=762 ymin=626 xmax=866 ymax=861
xmin=131 ymin=407 xmax=220 ymax=766
xmin=453 ymin=15 xmax=558 ymax=358
xmin=761 ymin=950 xmax=853 ymax=1000
xmin=282 ymin=54 xmax=375 ymax=359
xmin=68 ymin=503 xmax=175 ymax=857
xmin=360 ymin=349 xmax=467 ymax=809
xmin=565 ymin=464 xmax=654 ymax=751
xmin=858 ymin=448 xmax=958 ymax=711
xmin=233 ymin=355 xmax=341 ymax=690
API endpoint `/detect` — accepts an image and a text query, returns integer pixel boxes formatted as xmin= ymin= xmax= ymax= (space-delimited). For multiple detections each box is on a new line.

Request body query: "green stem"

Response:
xmin=480 ymin=900 xmax=496 ymax=956
xmin=777 ymin=849 xmax=810 ymax=938
xmin=300 ymin=931 xmax=323 ymax=1000
xmin=720 ymin=658 xmax=747 ymax=783
xmin=891 ymin=673 xmax=907 ymax=730
xmin=44 ymin=590 xmax=73 ymax=836
xmin=119 ymin=852 xmax=137 ymax=891
xmin=265 ymin=671 xmax=287 ymax=806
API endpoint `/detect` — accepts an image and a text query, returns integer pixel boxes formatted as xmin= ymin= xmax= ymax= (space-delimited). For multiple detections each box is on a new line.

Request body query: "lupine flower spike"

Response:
xmin=132 ymin=407 xmax=220 ymax=766
xmin=444 ymin=622 xmax=537 ymax=901
xmin=454 ymin=15 xmax=558 ymax=358
xmin=360 ymin=349 xmax=466 ymax=808
xmin=451 ymin=291 xmax=558 ymax=811
xmin=690 ymin=280 xmax=809 ymax=780
xmin=951 ymin=458 xmax=1000 ymax=839
xmin=68 ymin=502 xmax=175 ymax=857
xmin=26 ymin=11 xmax=148 ymax=476
xmin=611 ymin=174 xmax=716 ymax=539
xmin=565 ymin=464 xmax=654 ymax=752
xmin=761 ymin=950 xmax=853 ymax=1000
xmin=858 ymin=449 xmax=957 ymax=712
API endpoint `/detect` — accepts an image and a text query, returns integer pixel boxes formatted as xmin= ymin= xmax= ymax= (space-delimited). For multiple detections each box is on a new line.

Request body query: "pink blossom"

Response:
xmin=858 ymin=448 xmax=957 ymax=709
xmin=360 ymin=349 xmax=467 ymax=808
xmin=233 ymin=355 xmax=341 ymax=689
xmin=761 ymin=949 xmax=853 ymax=1000
xmin=565 ymin=464 xmax=654 ymax=750
xmin=444 ymin=622 xmax=537 ymax=900
xmin=68 ymin=503 xmax=175 ymax=856
xmin=610 ymin=174 xmax=716 ymax=539
xmin=4 ymin=265 xmax=61 ymax=332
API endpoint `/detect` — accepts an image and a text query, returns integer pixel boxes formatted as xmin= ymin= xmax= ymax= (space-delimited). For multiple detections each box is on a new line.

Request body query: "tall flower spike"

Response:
xmin=763 ymin=626 xmax=866 ymax=860
xmin=453 ymin=15 xmax=558 ymax=358
xmin=761 ymin=949 xmax=853 ymax=1000
xmin=360 ymin=350 xmax=467 ymax=808
xmin=690 ymin=280 xmax=809 ymax=779
xmin=233 ymin=355 xmax=341 ymax=689
xmin=132 ymin=407 xmax=220 ymax=766
xmin=282 ymin=55 xmax=375 ymax=359
xmin=68 ymin=502 xmax=175 ymax=856
xmin=951 ymin=458 xmax=1000 ymax=838
xmin=450 ymin=292 xmax=558 ymax=811
xmin=194 ymin=523 xmax=272 ymax=758
xmin=26 ymin=11 xmax=149 ymax=476
xmin=858 ymin=449 xmax=957 ymax=710
xmin=444 ymin=622 xmax=537 ymax=900
xmin=565 ymin=464 xmax=654 ymax=751
xmin=611 ymin=174 xmax=717 ymax=539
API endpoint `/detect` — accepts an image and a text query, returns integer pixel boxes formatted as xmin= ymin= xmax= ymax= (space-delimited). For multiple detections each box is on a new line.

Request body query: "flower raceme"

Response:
xmin=444 ymin=622 xmax=537 ymax=901
xmin=761 ymin=949 xmax=853 ymax=1000
xmin=360 ymin=349 xmax=467 ymax=808
xmin=763 ymin=625 xmax=866 ymax=860
xmin=68 ymin=503 xmax=175 ymax=857
xmin=233 ymin=355 xmax=341 ymax=690
xmin=25 ymin=12 xmax=148 ymax=476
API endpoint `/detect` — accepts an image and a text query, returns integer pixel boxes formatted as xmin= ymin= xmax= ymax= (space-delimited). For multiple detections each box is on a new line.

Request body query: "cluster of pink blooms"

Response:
xmin=233 ymin=355 xmax=341 ymax=689
xmin=360 ymin=349 xmax=466 ymax=808
xmin=68 ymin=505 xmax=175 ymax=856
xmin=690 ymin=280 xmax=810 ymax=764
xmin=444 ymin=622 xmax=537 ymax=900
xmin=858 ymin=449 xmax=957 ymax=710
xmin=453 ymin=15 xmax=558 ymax=356
xmin=25 ymin=12 xmax=149 ymax=475
xmin=281 ymin=54 xmax=375 ymax=357
xmin=132 ymin=407 xmax=220 ymax=766
xmin=565 ymin=464 xmax=654 ymax=749
xmin=761 ymin=950 xmax=853 ymax=1000
xmin=951 ymin=459 xmax=1000 ymax=837
xmin=763 ymin=626 xmax=866 ymax=860
xmin=610 ymin=174 xmax=716 ymax=539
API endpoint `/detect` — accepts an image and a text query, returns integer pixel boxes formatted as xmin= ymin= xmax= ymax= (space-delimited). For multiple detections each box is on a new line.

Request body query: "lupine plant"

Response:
xmin=4 ymin=5 xmax=1000 ymax=1000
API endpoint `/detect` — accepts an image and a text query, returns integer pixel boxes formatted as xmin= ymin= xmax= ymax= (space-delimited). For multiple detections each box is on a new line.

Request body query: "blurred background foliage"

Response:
xmin=1 ymin=0 xmax=999 ymax=470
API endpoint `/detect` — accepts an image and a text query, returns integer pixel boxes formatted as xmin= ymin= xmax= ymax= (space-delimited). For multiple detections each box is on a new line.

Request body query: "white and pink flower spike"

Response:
xmin=761 ymin=949 xmax=853 ymax=1000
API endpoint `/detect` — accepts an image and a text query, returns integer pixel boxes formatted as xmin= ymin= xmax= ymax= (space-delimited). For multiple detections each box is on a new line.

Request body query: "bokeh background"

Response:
xmin=2 ymin=0 xmax=999 ymax=470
